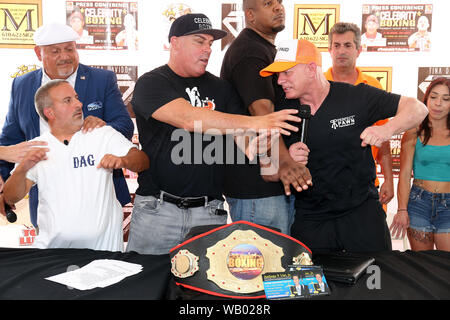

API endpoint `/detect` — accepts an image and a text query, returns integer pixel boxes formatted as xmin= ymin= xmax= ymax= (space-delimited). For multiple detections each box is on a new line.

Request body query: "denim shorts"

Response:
xmin=407 ymin=185 xmax=450 ymax=233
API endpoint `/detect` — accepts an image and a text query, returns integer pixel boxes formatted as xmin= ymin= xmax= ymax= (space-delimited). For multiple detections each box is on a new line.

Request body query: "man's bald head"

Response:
xmin=242 ymin=0 xmax=285 ymax=34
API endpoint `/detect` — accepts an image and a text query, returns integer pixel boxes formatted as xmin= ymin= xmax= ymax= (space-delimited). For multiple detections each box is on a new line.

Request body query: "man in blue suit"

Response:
xmin=0 ymin=22 xmax=134 ymax=227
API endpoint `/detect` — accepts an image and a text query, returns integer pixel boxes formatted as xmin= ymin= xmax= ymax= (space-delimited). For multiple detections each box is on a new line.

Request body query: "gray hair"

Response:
xmin=34 ymin=79 xmax=69 ymax=122
xmin=328 ymin=22 xmax=362 ymax=49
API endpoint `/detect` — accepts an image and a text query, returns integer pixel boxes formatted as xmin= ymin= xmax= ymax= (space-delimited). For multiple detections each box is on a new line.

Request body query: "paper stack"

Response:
xmin=45 ymin=259 xmax=143 ymax=290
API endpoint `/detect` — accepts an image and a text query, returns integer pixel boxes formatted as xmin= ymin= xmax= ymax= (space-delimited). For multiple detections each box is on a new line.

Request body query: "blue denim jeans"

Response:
xmin=126 ymin=194 xmax=228 ymax=254
xmin=226 ymin=194 xmax=295 ymax=235
xmin=408 ymin=185 xmax=450 ymax=233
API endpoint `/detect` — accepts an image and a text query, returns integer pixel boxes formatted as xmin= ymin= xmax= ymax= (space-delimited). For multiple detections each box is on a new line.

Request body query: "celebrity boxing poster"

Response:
xmin=161 ymin=3 xmax=192 ymax=51
xmin=293 ymin=4 xmax=340 ymax=52
xmin=66 ymin=1 xmax=138 ymax=50
xmin=0 ymin=0 xmax=42 ymax=48
xmin=361 ymin=4 xmax=433 ymax=52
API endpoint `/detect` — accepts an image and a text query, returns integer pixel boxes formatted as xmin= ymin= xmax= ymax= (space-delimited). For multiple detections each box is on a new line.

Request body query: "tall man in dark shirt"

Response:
xmin=221 ymin=0 xmax=310 ymax=235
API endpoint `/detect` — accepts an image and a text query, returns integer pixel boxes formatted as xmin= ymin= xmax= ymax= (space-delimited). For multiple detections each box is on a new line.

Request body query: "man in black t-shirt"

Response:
xmin=260 ymin=39 xmax=428 ymax=252
xmin=220 ymin=0 xmax=310 ymax=235
xmin=126 ymin=14 xmax=310 ymax=254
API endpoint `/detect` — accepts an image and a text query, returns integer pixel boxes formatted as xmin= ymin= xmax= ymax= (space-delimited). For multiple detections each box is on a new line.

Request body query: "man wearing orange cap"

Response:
xmin=260 ymin=39 xmax=428 ymax=252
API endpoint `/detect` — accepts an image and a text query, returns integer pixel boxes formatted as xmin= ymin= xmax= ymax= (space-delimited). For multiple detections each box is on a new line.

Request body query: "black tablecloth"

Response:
xmin=0 ymin=247 xmax=170 ymax=300
xmin=0 ymin=247 xmax=448 ymax=300
xmin=169 ymin=250 xmax=450 ymax=300
xmin=318 ymin=250 xmax=450 ymax=300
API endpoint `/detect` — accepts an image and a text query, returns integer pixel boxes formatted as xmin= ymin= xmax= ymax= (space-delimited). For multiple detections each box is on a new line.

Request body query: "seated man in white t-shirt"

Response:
xmin=2 ymin=79 xmax=149 ymax=252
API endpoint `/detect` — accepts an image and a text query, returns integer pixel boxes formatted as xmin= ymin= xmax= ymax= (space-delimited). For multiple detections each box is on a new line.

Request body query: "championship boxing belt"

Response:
xmin=169 ymin=221 xmax=312 ymax=299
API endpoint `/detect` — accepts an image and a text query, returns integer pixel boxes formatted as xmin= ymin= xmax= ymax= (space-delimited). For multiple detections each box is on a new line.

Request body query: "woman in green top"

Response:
xmin=391 ymin=77 xmax=450 ymax=251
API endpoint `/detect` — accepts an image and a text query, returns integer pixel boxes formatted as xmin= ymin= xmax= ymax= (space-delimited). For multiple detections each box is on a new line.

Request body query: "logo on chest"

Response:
xmin=73 ymin=155 xmax=95 ymax=168
xmin=330 ymin=115 xmax=356 ymax=130
xmin=185 ymin=86 xmax=216 ymax=110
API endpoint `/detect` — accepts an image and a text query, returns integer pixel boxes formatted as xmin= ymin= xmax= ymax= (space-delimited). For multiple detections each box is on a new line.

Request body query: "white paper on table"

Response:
xmin=45 ymin=259 xmax=143 ymax=290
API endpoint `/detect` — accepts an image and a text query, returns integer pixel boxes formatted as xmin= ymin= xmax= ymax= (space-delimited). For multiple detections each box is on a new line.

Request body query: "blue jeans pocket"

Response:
xmin=409 ymin=188 xmax=420 ymax=201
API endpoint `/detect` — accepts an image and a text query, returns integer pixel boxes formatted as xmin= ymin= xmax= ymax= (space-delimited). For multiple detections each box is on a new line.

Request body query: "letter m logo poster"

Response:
xmin=0 ymin=0 xmax=42 ymax=48
xmin=293 ymin=4 xmax=340 ymax=52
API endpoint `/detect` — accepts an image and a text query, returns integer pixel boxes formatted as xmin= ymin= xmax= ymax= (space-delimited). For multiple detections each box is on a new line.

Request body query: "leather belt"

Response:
xmin=157 ymin=191 xmax=214 ymax=209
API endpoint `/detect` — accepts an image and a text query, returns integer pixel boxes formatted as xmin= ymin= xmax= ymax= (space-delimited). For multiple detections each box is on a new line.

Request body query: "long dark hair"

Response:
xmin=418 ymin=77 xmax=450 ymax=145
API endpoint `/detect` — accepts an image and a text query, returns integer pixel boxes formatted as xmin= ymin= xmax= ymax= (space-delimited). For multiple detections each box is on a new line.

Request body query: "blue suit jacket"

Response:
xmin=0 ymin=63 xmax=134 ymax=227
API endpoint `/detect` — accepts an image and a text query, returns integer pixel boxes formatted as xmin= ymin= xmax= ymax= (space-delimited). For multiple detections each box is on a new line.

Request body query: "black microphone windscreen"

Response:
xmin=5 ymin=203 xmax=17 ymax=223
xmin=298 ymin=105 xmax=310 ymax=143
xmin=298 ymin=105 xmax=311 ymax=119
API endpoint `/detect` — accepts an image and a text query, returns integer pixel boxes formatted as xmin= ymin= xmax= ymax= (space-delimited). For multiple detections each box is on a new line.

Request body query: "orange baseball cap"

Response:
xmin=260 ymin=39 xmax=322 ymax=77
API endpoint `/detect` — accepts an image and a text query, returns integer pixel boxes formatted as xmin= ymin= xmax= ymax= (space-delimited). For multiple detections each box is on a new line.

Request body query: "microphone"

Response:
xmin=298 ymin=105 xmax=311 ymax=143
xmin=5 ymin=203 xmax=17 ymax=223
xmin=63 ymin=140 xmax=69 ymax=145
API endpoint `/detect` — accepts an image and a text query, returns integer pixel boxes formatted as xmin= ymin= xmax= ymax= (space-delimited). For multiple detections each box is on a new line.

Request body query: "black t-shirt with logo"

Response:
xmin=131 ymin=64 xmax=242 ymax=198
xmin=220 ymin=28 xmax=300 ymax=198
xmin=285 ymin=81 xmax=400 ymax=219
